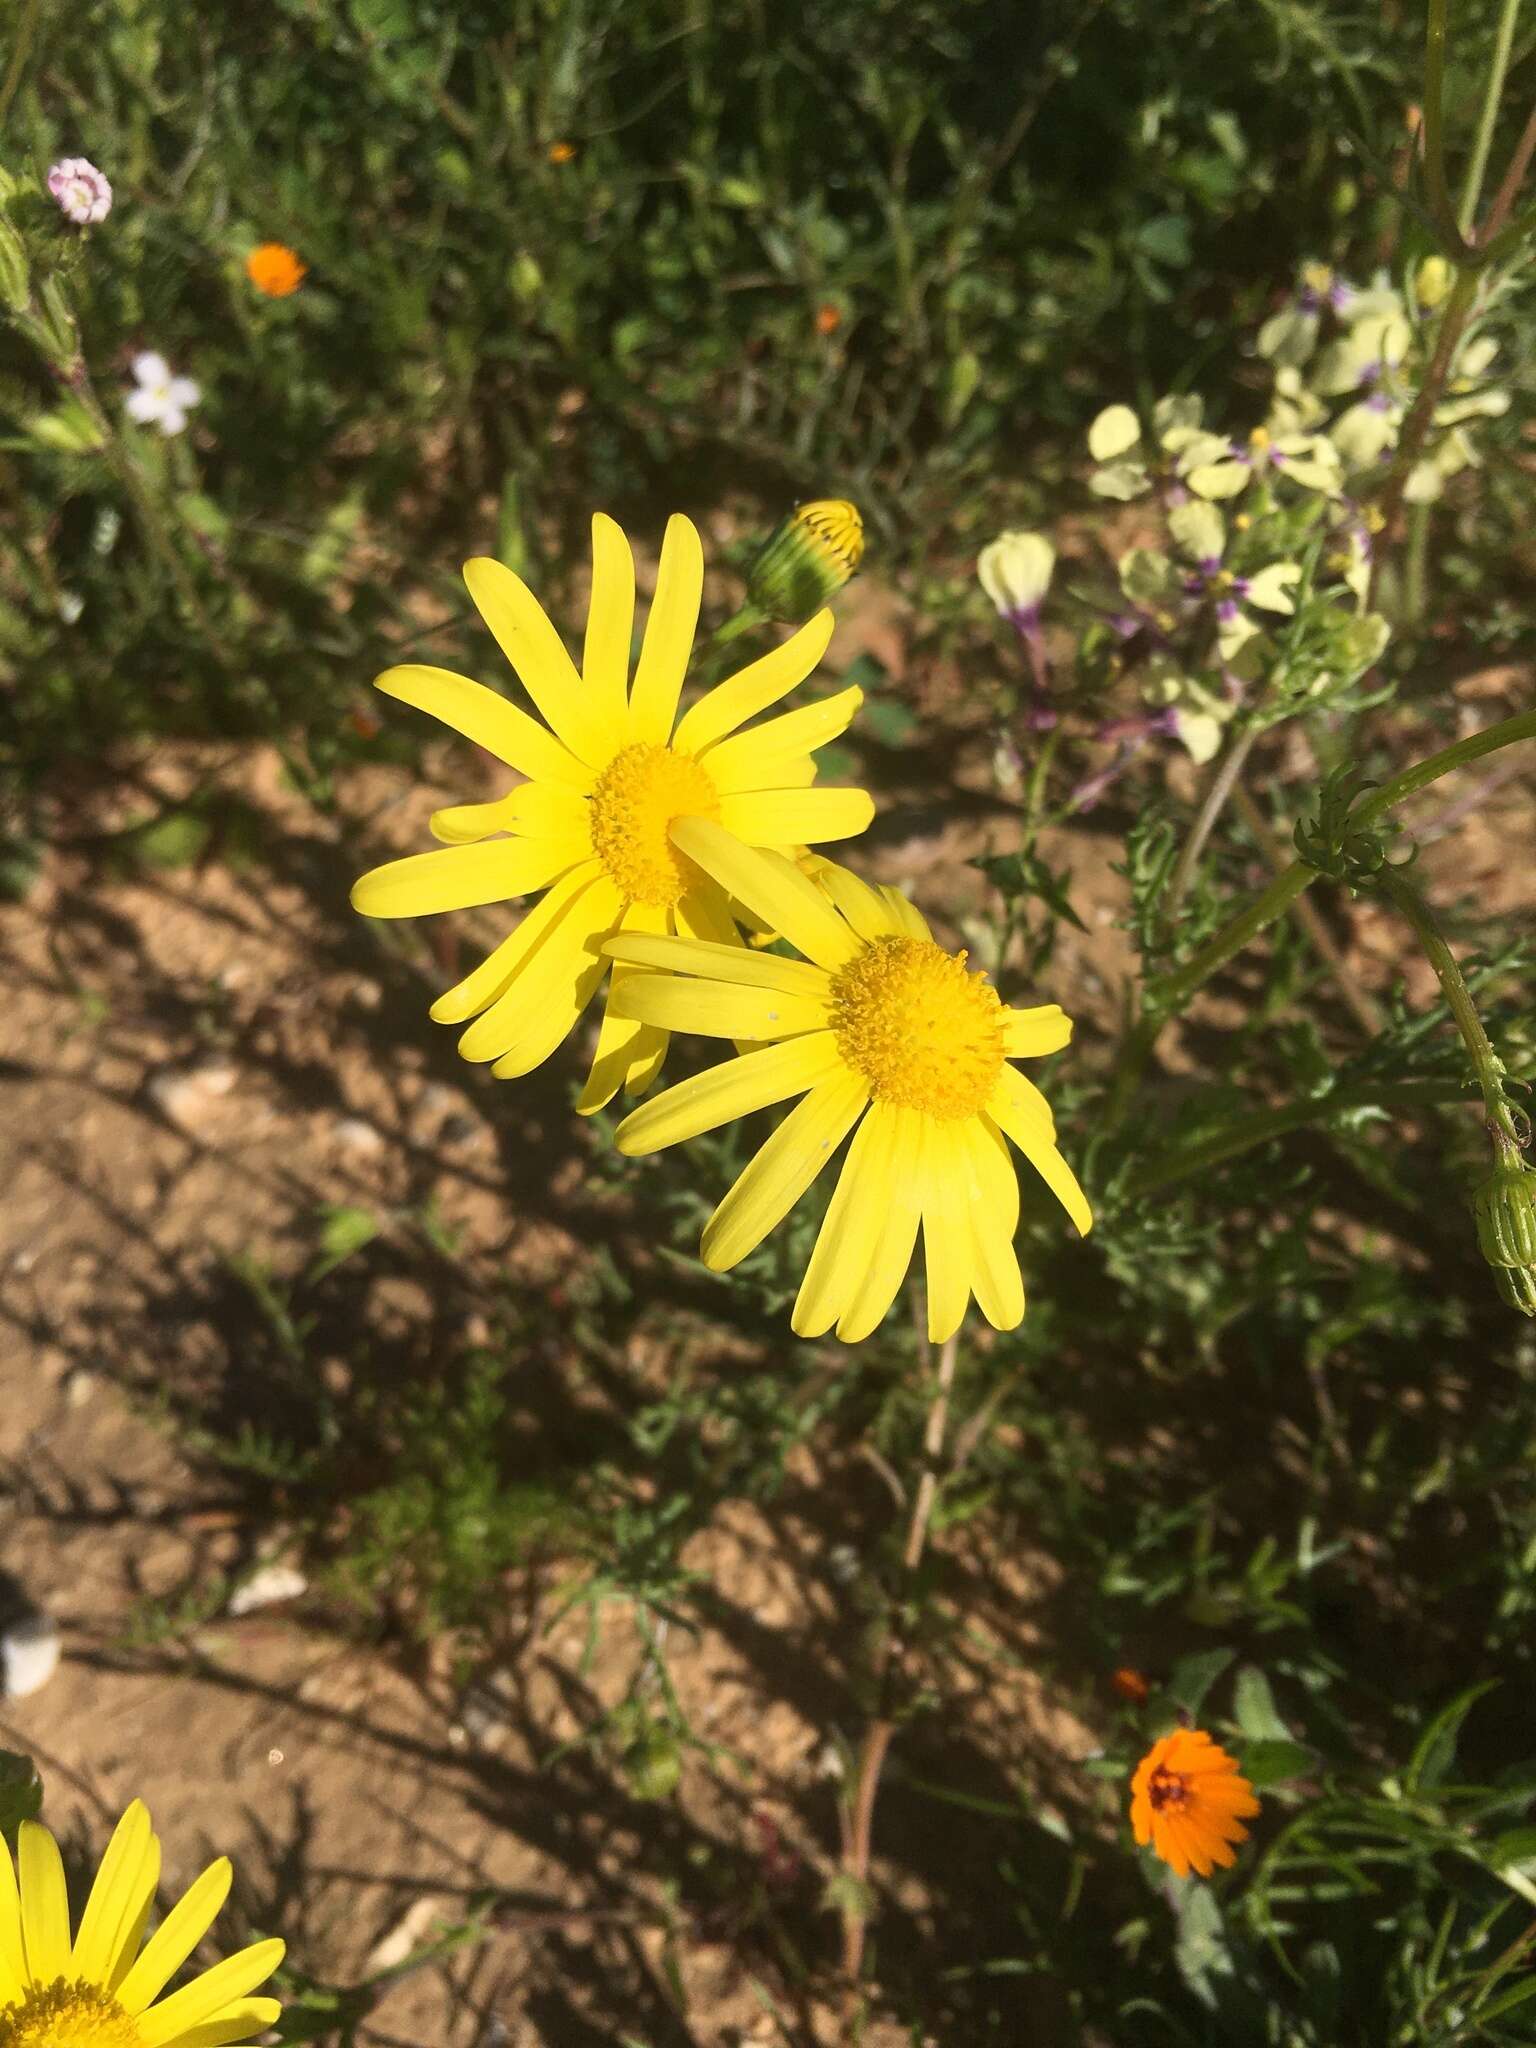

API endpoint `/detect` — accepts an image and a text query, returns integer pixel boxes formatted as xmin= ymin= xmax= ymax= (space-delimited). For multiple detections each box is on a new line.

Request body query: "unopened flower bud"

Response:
xmin=1415 ymin=255 xmax=1453 ymax=311
xmin=0 ymin=216 xmax=29 ymax=314
xmin=748 ymin=498 xmax=863 ymax=621
xmin=1474 ymin=1154 xmax=1536 ymax=1317
xmin=978 ymin=530 xmax=1054 ymax=622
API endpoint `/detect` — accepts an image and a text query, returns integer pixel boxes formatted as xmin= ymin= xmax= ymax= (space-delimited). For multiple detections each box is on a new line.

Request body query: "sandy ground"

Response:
xmin=1 ymin=612 xmax=1530 ymax=2043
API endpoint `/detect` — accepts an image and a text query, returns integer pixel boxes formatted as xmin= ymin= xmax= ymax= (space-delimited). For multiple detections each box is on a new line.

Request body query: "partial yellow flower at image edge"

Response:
xmin=351 ymin=512 xmax=874 ymax=1112
xmin=605 ymin=828 xmax=1091 ymax=1344
xmin=0 ymin=1800 xmax=283 ymax=2047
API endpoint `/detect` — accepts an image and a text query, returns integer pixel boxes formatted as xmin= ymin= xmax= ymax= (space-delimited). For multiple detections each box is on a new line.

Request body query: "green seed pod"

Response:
xmin=747 ymin=498 xmax=864 ymax=623
xmin=1474 ymin=1156 xmax=1536 ymax=1317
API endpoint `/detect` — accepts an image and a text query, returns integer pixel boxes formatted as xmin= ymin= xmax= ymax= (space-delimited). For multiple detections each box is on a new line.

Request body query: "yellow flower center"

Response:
xmin=1247 ymin=425 xmax=1271 ymax=454
xmin=829 ymin=935 xmax=1005 ymax=1120
xmin=587 ymin=742 xmax=719 ymax=908
xmin=0 ymin=1979 xmax=143 ymax=2048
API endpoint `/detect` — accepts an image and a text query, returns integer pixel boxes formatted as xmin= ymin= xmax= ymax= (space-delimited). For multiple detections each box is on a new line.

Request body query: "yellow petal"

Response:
xmin=462 ymin=558 xmax=612 ymax=767
xmin=429 ymin=781 xmax=591 ymax=849
xmin=106 ymin=1838 xmax=161 ymax=1993
xmin=790 ymin=1103 xmax=888 ymax=1337
xmin=810 ymin=860 xmax=903 ymax=945
xmin=0 ymin=1837 xmax=27 ymax=2002
xmin=616 ymin=1033 xmax=841 ymax=1153
xmin=608 ymin=975 xmax=828 ymax=1040
xmin=717 ymin=785 xmax=874 ymax=848
xmin=920 ymin=1118 xmax=975 ymax=1344
xmin=987 ymin=1060 xmax=1058 ymax=1143
xmin=351 ymin=837 xmax=581 ymax=920
xmin=457 ymin=874 xmax=621 ymax=1064
xmin=116 ymin=1859 xmax=232 ymax=2014
xmin=163 ymin=1997 xmax=284 ymax=2048
xmin=964 ymin=1119 xmax=1025 ymax=1331
xmin=671 ymin=880 xmax=741 ymax=948
xmin=703 ymin=1070 xmax=869 ymax=1271
xmin=489 ymin=945 xmax=612 ymax=1080
xmin=576 ymin=902 xmax=669 ymax=1115
xmin=603 ymin=930 xmax=829 ymax=999
xmin=72 ymin=1801 xmax=156 ymax=1987
xmin=986 ymin=1074 xmax=1092 ymax=1236
xmin=701 ymin=685 xmax=863 ymax=793
xmin=373 ymin=664 xmax=588 ymax=789
xmin=669 ymin=819 xmax=859 ymax=971
xmin=1002 ymin=1004 xmax=1073 ymax=1057
xmin=835 ymin=1105 xmax=925 ymax=1343
xmin=879 ymin=887 xmax=931 ymax=940
xmin=429 ymin=859 xmax=603 ymax=1026
xmin=135 ymin=1938 xmax=286 ymax=2048
xmin=18 ymin=1822 xmax=71 ymax=1985
xmin=584 ymin=513 xmax=636 ymax=728
xmin=628 ymin=513 xmax=703 ymax=744
xmin=672 ymin=609 xmax=835 ymax=754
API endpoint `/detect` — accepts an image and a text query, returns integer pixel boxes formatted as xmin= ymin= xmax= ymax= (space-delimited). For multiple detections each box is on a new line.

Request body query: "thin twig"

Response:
xmin=1481 ymin=100 xmax=1536 ymax=240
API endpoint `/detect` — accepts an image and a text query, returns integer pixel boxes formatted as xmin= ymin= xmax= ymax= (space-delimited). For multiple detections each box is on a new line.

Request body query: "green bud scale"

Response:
xmin=748 ymin=498 xmax=863 ymax=623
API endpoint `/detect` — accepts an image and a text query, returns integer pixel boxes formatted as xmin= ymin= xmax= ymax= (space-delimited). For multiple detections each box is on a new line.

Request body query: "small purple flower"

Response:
xmin=47 ymin=157 xmax=112 ymax=226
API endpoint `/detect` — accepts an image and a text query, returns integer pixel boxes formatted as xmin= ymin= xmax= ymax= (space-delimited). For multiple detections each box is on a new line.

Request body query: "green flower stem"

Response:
xmin=1022 ymin=721 xmax=1064 ymax=842
xmin=1161 ymin=724 xmax=1259 ymax=926
xmin=1460 ymin=0 xmax=1525 ymax=235
xmin=1126 ymin=1081 xmax=1481 ymax=1198
xmin=1105 ymin=708 xmax=1536 ymax=1123
xmin=710 ymin=599 xmax=766 ymax=650
xmin=1404 ymin=501 xmax=1432 ymax=622
xmin=839 ymin=1324 xmax=961 ymax=1999
xmin=1423 ymin=0 xmax=1472 ymax=257
xmin=1376 ymin=863 xmax=1524 ymax=1143
xmin=70 ymin=370 xmax=217 ymax=644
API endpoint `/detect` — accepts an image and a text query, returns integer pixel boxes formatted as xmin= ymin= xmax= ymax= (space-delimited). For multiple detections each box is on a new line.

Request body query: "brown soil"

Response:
xmin=2 ymin=604 xmax=1530 ymax=2045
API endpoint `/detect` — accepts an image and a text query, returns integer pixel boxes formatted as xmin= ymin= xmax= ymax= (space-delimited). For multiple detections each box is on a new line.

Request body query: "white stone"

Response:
xmin=332 ymin=1116 xmax=385 ymax=1157
xmin=227 ymin=1563 xmax=308 ymax=1617
xmin=2 ymin=1616 xmax=61 ymax=1698
xmin=148 ymin=1060 xmax=238 ymax=1129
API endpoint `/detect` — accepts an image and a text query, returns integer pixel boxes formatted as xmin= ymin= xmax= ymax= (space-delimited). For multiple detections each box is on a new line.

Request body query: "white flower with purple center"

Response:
xmin=1183 ymin=421 xmax=1342 ymax=501
xmin=1311 ymin=310 xmax=1412 ymax=468
xmin=1086 ymin=395 xmax=1229 ymax=503
xmin=124 ymin=351 xmax=201 ymax=436
xmin=1167 ymin=501 xmax=1301 ymax=663
xmin=47 ymin=157 xmax=112 ymax=225
xmin=978 ymin=531 xmax=1058 ymax=729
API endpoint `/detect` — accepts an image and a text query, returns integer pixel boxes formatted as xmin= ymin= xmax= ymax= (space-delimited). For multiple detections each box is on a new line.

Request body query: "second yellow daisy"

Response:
xmin=605 ymin=829 xmax=1091 ymax=1342
xmin=351 ymin=512 xmax=873 ymax=1111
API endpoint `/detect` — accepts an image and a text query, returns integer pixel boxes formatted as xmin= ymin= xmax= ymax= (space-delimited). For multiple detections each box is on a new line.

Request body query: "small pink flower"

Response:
xmin=47 ymin=157 xmax=112 ymax=226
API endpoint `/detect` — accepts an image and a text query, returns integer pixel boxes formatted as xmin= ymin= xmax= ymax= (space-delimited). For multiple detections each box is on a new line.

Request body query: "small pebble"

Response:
xmin=148 ymin=1060 xmax=238 ymax=1130
xmin=1 ymin=1616 xmax=61 ymax=1699
xmin=332 ymin=1116 xmax=385 ymax=1157
xmin=228 ymin=1563 xmax=309 ymax=1617
xmin=64 ymin=1367 xmax=98 ymax=1409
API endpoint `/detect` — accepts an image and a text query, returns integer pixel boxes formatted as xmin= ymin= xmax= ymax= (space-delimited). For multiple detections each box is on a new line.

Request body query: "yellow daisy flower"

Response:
xmin=351 ymin=512 xmax=873 ymax=1112
xmin=0 ymin=1800 xmax=283 ymax=2046
xmin=605 ymin=827 xmax=1091 ymax=1343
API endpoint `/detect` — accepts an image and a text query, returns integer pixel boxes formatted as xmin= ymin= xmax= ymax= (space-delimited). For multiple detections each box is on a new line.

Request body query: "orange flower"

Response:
xmin=1111 ymin=1666 xmax=1151 ymax=1704
xmin=246 ymin=242 xmax=307 ymax=297
xmin=1130 ymin=1728 xmax=1259 ymax=1879
xmin=815 ymin=303 xmax=842 ymax=336
xmin=548 ymin=141 xmax=576 ymax=165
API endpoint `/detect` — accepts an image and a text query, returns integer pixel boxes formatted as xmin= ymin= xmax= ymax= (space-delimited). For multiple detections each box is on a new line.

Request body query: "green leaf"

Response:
xmin=1405 ymin=1680 xmax=1497 ymax=1795
xmin=309 ymin=1204 xmax=380 ymax=1280
xmin=0 ymin=1751 xmax=41 ymax=1840
xmin=972 ymin=849 xmax=1088 ymax=932
xmin=1233 ymin=1665 xmax=1292 ymax=1742
xmin=1239 ymin=1739 xmax=1314 ymax=1789
xmin=1163 ymin=1648 xmax=1235 ymax=1720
